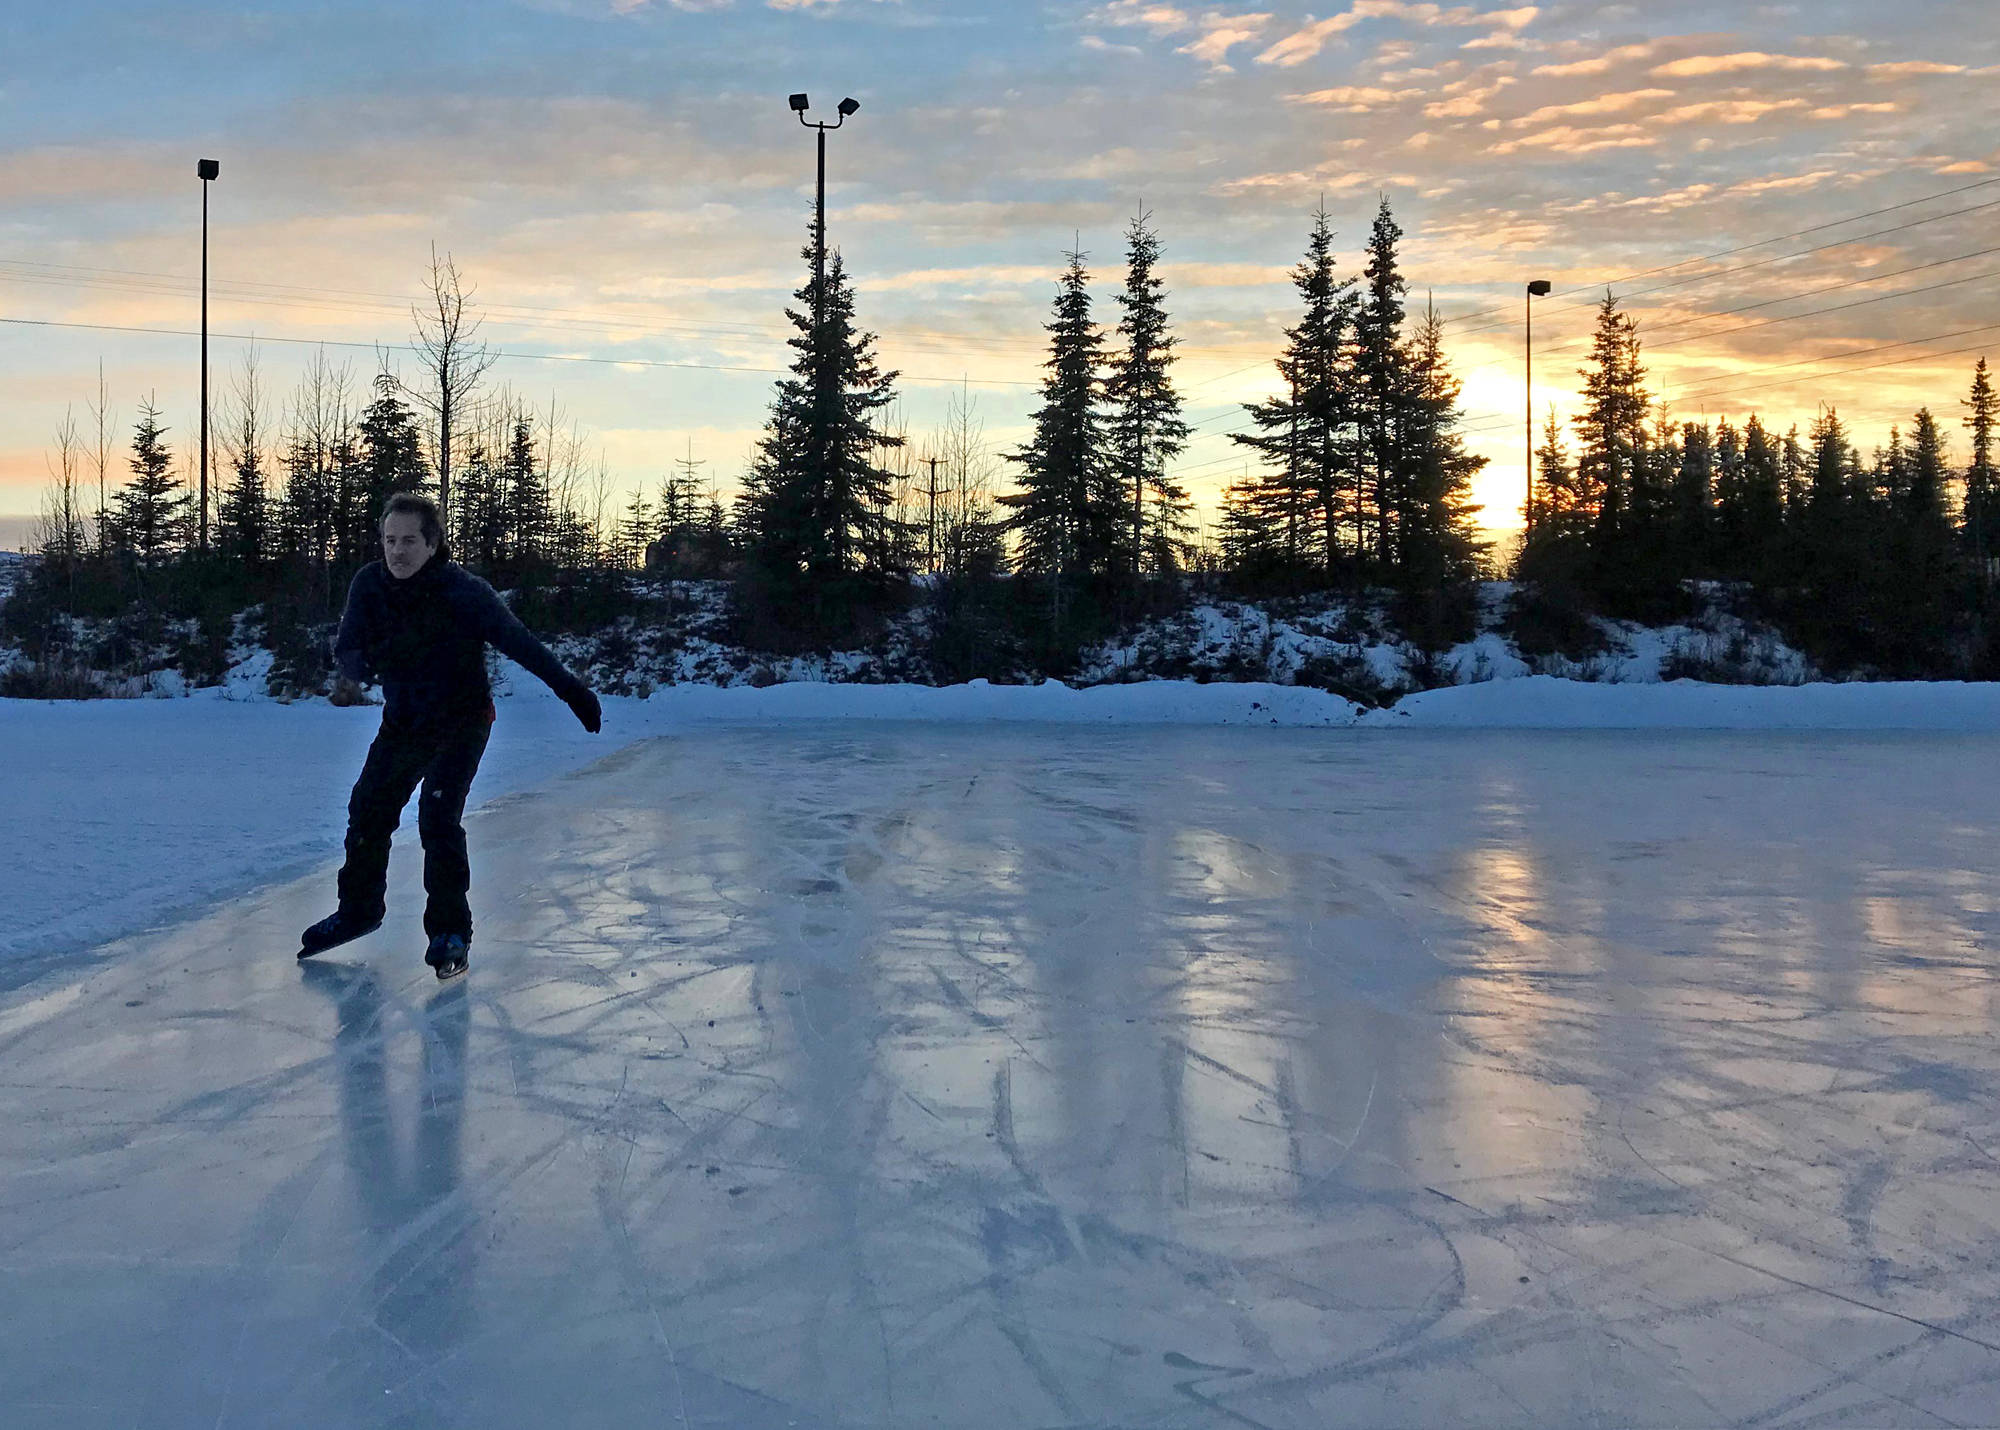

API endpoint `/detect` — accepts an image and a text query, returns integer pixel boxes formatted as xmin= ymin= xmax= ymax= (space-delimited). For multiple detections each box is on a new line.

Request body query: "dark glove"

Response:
xmin=564 ymin=684 xmax=602 ymax=734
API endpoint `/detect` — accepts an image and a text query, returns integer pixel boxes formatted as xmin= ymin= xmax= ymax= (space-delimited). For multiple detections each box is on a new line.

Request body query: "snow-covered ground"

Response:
xmin=4 ymin=722 xmax=1998 ymax=1426
xmin=13 ymin=674 xmax=2000 ymax=969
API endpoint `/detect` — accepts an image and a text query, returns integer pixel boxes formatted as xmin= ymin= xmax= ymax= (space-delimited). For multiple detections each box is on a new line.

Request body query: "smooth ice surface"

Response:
xmin=6 ymin=726 xmax=2000 ymax=1428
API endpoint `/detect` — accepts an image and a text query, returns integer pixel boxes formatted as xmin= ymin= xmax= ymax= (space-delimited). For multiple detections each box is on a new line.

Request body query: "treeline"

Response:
xmin=12 ymin=194 xmax=1993 ymax=695
xmin=727 ymin=197 xmax=1489 ymax=668
xmin=1520 ymin=291 xmax=1998 ymax=676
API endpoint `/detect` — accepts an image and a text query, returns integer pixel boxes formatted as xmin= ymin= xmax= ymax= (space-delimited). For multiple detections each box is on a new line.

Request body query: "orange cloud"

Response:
xmin=1650 ymin=52 xmax=1847 ymax=77
xmin=1511 ymin=88 xmax=1675 ymax=126
xmin=1530 ymin=41 xmax=1660 ymax=77
xmin=1288 ymin=84 xmax=1427 ymax=110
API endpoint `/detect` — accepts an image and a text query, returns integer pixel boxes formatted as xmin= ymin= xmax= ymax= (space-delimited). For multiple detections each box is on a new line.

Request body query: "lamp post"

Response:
xmin=1525 ymin=278 xmax=1551 ymax=534
xmin=788 ymin=94 xmax=859 ymax=341
xmin=197 ymin=158 xmax=220 ymax=554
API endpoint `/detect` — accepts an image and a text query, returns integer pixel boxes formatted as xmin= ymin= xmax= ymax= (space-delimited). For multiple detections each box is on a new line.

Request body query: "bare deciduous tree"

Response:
xmin=404 ymin=244 xmax=497 ymax=521
xmin=37 ymin=408 xmax=89 ymax=577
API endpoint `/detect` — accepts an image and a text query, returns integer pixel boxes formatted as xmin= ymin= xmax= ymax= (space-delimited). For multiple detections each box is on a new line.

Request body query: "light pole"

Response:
xmin=788 ymin=94 xmax=858 ymax=341
xmin=197 ymin=158 xmax=220 ymax=554
xmin=1524 ymin=278 xmax=1551 ymax=534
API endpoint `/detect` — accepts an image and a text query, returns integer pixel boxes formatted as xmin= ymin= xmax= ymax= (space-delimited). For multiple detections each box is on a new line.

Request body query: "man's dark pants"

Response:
xmin=336 ymin=706 xmax=493 ymax=939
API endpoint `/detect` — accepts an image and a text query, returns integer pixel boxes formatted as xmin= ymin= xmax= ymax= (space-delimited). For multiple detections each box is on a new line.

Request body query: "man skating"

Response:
xmin=299 ymin=492 xmax=602 ymax=979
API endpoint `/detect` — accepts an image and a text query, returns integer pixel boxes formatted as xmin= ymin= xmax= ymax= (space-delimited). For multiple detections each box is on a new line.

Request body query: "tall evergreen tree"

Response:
xmin=1963 ymin=357 xmax=1998 ymax=585
xmin=216 ymin=369 xmax=272 ymax=570
xmin=741 ymin=232 xmax=905 ymax=623
xmin=1229 ymin=203 xmax=1358 ymax=582
xmin=1354 ymin=197 xmax=1410 ymax=566
xmin=499 ymin=412 xmax=550 ymax=567
xmin=1000 ymin=247 xmax=1119 ymax=621
xmin=350 ymin=370 xmax=429 ymax=559
xmin=1103 ymin=212 xmax=1192 ymax=580
xmin=108 ymin=398 xmax=189 ymax=563
xmin=1573 ymin=291 xmax=1648 ymax=543
xmin=1735 ymin=415 xmax=1786 ymax=578
xmin=1675 ymin=420 xmax=1714 ymax=569
xmin=1394 ymin=301 xmax=1487 ymax=591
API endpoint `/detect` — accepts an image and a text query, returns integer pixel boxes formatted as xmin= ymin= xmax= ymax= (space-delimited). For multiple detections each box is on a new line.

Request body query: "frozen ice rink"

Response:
xmin=6 ymin=725 xmax=2000 ymax=1428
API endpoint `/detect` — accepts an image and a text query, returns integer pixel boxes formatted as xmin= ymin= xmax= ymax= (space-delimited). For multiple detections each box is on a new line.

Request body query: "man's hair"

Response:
xmin=380 ymin=491 xmax=444 ymax=548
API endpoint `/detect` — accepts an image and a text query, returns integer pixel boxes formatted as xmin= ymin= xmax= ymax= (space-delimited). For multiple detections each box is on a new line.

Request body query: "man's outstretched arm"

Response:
xmin=462 ymin=576 xmax=602 ymax=732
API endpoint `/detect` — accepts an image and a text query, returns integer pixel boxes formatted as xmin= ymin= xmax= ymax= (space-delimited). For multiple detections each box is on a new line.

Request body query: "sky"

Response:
xmin=3 ymin=0 xmax=1997 ymax=546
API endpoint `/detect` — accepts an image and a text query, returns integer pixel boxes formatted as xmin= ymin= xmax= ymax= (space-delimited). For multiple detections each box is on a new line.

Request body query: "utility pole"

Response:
xmin=197 ymin=159 xmax=220 ymax=553
xmin=1525 ymin=278 xmax=1551 ymax=536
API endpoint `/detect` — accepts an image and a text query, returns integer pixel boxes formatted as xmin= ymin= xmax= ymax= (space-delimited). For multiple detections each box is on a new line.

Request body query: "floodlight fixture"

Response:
xmin=789 ymin=93 xmax=810 ymax=112
xmin=1527 ymin=278 xmax=1552 ymax=297
xmin=197 ymin=158 xmax=219 ymax=180
xmin=837 ymin=97 xmax=859 ymax=118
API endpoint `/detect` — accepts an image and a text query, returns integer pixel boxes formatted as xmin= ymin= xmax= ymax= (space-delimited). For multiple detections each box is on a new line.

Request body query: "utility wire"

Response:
xmin=1671 ymin=320 xmax=2000 ymax=402
xmin=1438 ymin=174 xmax=2000 ymax=330
xmin=1446 ymin=195 xmax=2000 ymax=343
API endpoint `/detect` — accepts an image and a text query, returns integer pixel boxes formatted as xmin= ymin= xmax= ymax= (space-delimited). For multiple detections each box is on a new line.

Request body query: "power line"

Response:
xmin=1447 ymin=195 xmax=2000 ymax=345
xmin=1584 ymin=244 xmax=2000 ymax=344
xmin=1672 ymin=320 xmax=2000 ymax=402
xmin=1438 ymin=173 xmax=2000 ymax=331
xmin=1644 ymin=268 xmax=2000 ymax=352
xmin=0 ymin=314 xmax=1040 ymax=389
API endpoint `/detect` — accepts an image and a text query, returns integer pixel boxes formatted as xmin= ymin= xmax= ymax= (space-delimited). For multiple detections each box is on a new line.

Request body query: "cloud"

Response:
xmin=1178 ymin=14 xmax=1273 ymax=67
xmin=1509 ymin=88 xmax=1674 ymax=126
xmin=1287 ymin=84 xmax=1427 ymax=110
xmin=1253 ymin=2 xmax=1536 ymax=68
xmin=1490 ymin=123 xmax=1655 ymax=155
xmin=1866 ymin=61 xmax=1964 ymax=77
xmin=1653 ymin=98 xmax=1809 ymax=124
xmin=1254 ymin=13 xmax=1360 ymax=67
xmin=1080 ymin=34 xmax=1144 ymax=56
xmin=1650 ymin=52 xmax=1846 ymax=77
xmin=1088 ymin=2 xmax=1270 ymax=68
xmin=1530 ymin=41 xmax=1661 ymax=77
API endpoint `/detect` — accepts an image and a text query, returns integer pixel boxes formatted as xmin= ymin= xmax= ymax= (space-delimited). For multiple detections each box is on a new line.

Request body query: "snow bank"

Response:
xmin=1372 ymin=675 xmax=2000 ymax=730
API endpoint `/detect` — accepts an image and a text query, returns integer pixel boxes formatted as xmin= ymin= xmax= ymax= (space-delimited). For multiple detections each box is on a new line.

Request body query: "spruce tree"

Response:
xmin=1674 ymin=420 xmax=1713 ymax=572
xmin=1395 ymin=301 xmax=1487 ymax=594
xmin=742 ymin=233 xmax=905 ymax=626
xmin=1104 ymin=213 xmax=1192 ymax=581
xmin=615 ymin=488 xmax=653 ymax=571
xmin=1963 ymin=357 xmax=1998 ymax=586
xmin=1354 ymin=197 xmax=1410 ymax=567
xmin=1001 ymin=247 xmax=1119 ymax=623
xmin=1573 ymin=291 xmax=1648 ymax=544
xmin=109 ymin=398 xmax=189 ymax=563
xmin=1229 ymin=204 xmax=1358 ymax=582
xmin=351 ymin=370 xmax=428 ymax=559
xmin=1736 ymin=415 xmax=1786 ymax=579
xmin=216 ymin=429 xmax=271 ymax=570
xmin=500 ymin=413 xmax=549 ymax=567
xmin=216 ymin=382 xmax=272 ymax=571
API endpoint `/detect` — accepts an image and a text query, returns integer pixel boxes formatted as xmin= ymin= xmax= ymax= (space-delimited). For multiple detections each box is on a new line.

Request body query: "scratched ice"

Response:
xmin=5 ymin=725 xmax=2000 ymax=1428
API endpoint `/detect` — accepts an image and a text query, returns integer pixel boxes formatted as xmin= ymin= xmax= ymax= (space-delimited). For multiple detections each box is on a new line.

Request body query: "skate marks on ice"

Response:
xmin=2 ymin=727 xmax=2000 ymax=1425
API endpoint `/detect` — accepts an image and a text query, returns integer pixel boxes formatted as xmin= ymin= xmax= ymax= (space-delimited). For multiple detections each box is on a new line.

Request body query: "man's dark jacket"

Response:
xmin=334 ymin=558 xmax=589 ymax=724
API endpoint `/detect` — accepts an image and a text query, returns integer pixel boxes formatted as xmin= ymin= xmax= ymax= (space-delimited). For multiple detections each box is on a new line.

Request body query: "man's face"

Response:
xmin=381 ymin=512 xmax=438 ymax=579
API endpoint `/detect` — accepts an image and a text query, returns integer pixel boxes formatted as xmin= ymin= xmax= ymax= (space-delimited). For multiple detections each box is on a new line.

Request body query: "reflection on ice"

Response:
xmin=4 ymin=727 xmax=2000 ymax=1427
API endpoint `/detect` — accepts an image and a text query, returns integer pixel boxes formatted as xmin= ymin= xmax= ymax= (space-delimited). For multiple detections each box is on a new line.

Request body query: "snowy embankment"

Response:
xmin=9 ymin=673 xmax=2000 ymax=967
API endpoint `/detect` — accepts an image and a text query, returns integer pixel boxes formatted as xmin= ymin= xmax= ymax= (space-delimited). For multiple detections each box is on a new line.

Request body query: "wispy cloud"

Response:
xmin=1650 ymin=51 xmax=1847 ymax=77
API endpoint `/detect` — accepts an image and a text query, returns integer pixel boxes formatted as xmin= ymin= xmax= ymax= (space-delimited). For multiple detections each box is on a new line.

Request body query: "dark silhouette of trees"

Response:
xmin=1104 ymin=213 xmax=1192 ymax=582
xmin=1001 ymin=246 xmax=1121 ymax=632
